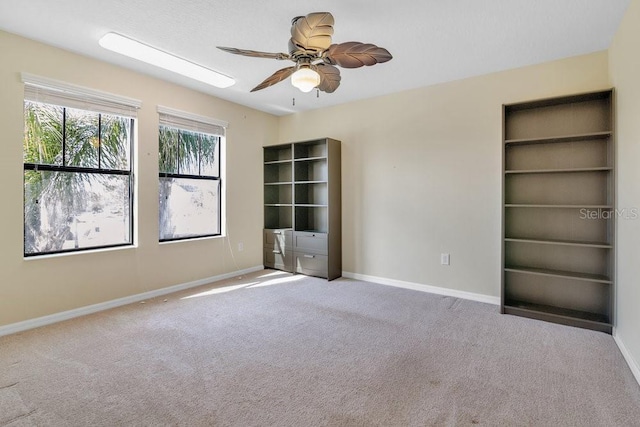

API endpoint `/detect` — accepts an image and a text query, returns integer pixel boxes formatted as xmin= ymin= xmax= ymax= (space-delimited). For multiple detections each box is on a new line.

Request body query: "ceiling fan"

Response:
xmin=217 ymin=12 xmax=392 ymax=93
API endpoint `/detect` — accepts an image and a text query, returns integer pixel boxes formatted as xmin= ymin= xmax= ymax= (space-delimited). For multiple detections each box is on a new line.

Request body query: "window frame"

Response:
xmin=22 ymin=74 xmax=140 ymax=257
xmin=158 ymin=113 xmax=225 ymax=243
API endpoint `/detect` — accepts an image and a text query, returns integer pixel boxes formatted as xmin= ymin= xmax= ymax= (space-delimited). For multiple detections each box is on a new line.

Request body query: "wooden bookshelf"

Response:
xmin=263 ymin=138 xmax=341 ymax=280
xmin=502 ymin=89 xmax=615 ymax=334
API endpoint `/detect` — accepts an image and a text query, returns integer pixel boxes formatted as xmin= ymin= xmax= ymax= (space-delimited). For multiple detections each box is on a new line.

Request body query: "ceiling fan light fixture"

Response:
xmin=99 ymin=32 xmax=235 ymax=88
xmin=291 ymin=67 xmax=320 ymax=93
xmin=217 ymin=12 xmax=391 ymax=94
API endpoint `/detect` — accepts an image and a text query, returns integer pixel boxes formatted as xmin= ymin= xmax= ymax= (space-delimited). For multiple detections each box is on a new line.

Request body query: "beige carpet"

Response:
xmin=1 ymin=270 xmax=639 ymax=426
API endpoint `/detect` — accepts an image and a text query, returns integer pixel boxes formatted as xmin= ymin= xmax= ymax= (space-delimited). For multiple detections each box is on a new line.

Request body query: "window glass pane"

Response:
xmin=65 ymin=107 xmax=99 ymax=168
xmin=178 ymin=129 xmax=200 ymax=175
xmin=159 ymin=126 xmax=179 ymax=174
xmin=159 ymin=177 xmax=220 ymax=240
xmin=201 ymin=134 xmax=220 ymax=177
xmin=24 ymin=170 xmax=131 ymax=255
xmin=23 ymin=101 xmax=63 ymax=165
xmin=101 ymin=115 xmax=132 ymax=170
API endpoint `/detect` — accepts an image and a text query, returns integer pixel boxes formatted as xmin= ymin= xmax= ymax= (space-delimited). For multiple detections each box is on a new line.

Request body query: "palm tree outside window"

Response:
xmin=158 ymin=125 xmax=221 ymax=241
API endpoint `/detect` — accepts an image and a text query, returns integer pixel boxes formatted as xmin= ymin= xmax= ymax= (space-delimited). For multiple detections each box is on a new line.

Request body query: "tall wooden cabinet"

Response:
xmin=263 ymin=138 xmax=341 ymax=280
xmin=501 ymin=89 xmax=615 ymax=334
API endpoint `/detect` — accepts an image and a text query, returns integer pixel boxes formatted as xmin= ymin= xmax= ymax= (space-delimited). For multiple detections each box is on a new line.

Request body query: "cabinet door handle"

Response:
xmin=303 ymin=254 xmax=315 ymax=258
xmin=272 ymin=250 xmax=281 ymax=254
xmin=274 ymin=231 xmax=282 ymax=235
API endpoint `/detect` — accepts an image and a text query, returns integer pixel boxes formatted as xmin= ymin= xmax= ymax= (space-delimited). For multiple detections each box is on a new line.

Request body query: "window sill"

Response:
xmin=159 ymin=234 xmax=226 ymax=246
xmin=23 ymin=244 xmax=137 ymax=261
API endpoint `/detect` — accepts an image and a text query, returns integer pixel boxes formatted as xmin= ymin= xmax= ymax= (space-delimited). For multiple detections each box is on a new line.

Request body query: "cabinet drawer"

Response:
xmin=264 ymin=229 xmax=292 ymax=248
xmin=264 ymin=248 xmax=293 ymax=272
xmin=293 ymin=231 xmax=327 ymax=255
xmin=294 ymin=253 xmax=328 ymax=278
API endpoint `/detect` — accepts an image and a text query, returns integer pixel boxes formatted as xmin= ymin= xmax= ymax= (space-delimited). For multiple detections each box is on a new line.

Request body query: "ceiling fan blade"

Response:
xmin=217 ymin=46 xmax=290 ymax=60
xmin=323 ymin=42 xmax=392 ymax=68
xmin=250 ymin=66 xmax=296 ymax=92
xmin=313 ymin=63 xmax=341 ymax=93
xmin=290 ymin=12 xmax=334 ymax=54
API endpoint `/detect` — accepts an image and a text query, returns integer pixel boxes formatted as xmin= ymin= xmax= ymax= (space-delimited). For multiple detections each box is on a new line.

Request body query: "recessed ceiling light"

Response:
xmin=99 ymin=32 xmax=235 ymax=89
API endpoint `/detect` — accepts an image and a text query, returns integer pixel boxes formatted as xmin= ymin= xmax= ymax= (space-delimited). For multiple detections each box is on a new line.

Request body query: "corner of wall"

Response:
xmin=608 ymin=0 xmax=640 ymax=387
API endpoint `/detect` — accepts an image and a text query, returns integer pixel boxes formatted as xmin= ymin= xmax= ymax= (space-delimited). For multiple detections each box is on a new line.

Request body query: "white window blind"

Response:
xmin=22 ymin=72 xmax=141 ymax=118
xmin=157 ymin=105 xmax=227 ymax=137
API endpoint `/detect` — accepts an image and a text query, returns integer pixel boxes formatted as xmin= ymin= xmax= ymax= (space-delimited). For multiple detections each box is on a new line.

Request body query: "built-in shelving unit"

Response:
xmin=501 ymin=89 xmax=615 ymax=334
xmin=263 ymin=138 xmax=341 ymax=280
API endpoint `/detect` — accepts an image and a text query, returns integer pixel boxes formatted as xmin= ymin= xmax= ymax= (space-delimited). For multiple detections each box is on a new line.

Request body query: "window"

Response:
xmin=22 ymin=74 xmax=140 ymax=256
xmin=158 ymin=107 xmax=226 ymax=241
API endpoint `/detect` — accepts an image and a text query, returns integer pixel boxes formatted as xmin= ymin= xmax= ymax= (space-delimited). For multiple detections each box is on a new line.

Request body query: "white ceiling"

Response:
xmin=0 ymin=0 xmax=630 ymax=116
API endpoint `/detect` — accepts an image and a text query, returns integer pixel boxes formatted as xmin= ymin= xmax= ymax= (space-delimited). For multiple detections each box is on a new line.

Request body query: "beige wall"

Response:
xmin=279 ymin=52 xmax=610 ymax=298
xmin=0 ymin=31 xmax=278 ymax=327
xmin=610 ymin=0 xmax=640 ymax=376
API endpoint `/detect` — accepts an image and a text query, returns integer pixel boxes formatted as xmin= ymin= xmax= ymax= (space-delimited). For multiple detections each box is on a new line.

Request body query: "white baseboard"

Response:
xmin=0 ymin=265 xmax=264 ymax=338
xmin=613 ymin=330 xmax=640 ymax=387
xmin=342 ymin=271 xmax=500 ymax=306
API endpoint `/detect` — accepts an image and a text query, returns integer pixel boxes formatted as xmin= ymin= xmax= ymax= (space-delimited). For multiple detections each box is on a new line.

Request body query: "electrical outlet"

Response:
xmin=238 ymin=242 xmax=244 ymax=252
xmin=441 ymin=253 xmax=450 ymax=266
